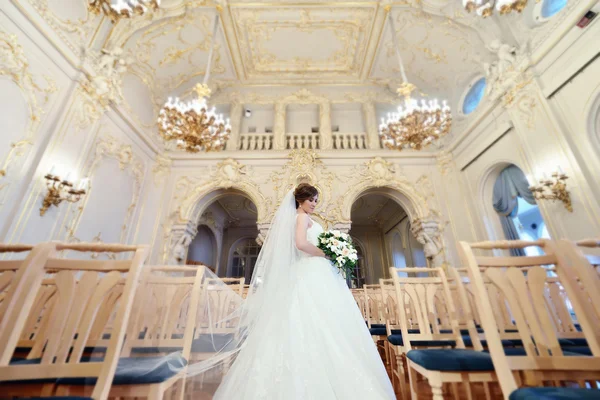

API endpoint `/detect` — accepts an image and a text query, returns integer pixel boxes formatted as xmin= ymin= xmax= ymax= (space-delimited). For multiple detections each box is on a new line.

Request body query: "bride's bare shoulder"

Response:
xmin=296 ymin=213 xmax=313 ymax=228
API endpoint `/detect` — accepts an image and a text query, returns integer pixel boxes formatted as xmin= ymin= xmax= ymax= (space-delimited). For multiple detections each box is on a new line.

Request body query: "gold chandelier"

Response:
xmin=463 ymin=0 xmax=528 ymax=17
xmin=379 ymin=13 xmax=452 ymax=151
xmin=157 ymin=14 xmax=231 ymax=153
xmin=89 ymin=0 xmax=160 ymax=22
xmin=158 ymin=83 xmax=231 ymax=153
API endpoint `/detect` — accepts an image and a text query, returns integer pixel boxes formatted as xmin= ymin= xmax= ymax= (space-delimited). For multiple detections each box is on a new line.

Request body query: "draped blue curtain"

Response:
xmin=492 ymin=166 xmax=536 ymax=256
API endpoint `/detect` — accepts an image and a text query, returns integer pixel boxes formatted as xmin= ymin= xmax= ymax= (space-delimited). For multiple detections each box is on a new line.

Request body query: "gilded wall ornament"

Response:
xmin=152 ymin=154 xmax=172 ymax=185
xmin=27 ymin=0 xmax=99 ymax=55
xmin=64 ymin=134 xmax=145 ymax=245
xmin=0 ymin=32 xmax=57 ymax=205
xmin=436 ymin=150 xmax=454 ymax=176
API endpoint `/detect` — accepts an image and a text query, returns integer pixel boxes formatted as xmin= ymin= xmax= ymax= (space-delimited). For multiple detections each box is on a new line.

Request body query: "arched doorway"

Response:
xmin=491 ymin=164 xmax=550 ymax=256
xmin=349 ymin=190 xmax=426 ymax=285
xmin=187 ymin=225 xmax=217 ymax=273
xmin=171 ymin=189 xmax=260 ymax=274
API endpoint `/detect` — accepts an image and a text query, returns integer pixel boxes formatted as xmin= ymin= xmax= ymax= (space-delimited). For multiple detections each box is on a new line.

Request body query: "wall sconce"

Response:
xmin=40 ymin=167 xmax=88 ymax=216
xmin=528 ymin=167 xmax=572 ymax=212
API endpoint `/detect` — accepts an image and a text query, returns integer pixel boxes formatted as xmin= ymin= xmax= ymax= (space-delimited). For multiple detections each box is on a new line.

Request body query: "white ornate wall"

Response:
xmin=0 ymin=0 xmax=598 ymax=270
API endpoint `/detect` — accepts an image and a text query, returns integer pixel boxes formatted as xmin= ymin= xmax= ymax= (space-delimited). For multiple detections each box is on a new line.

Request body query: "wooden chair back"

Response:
xmin=379 ymin=278 xmax=398 ymax=329
xmin=196 ymin=277 xmax=244 ymax=336
xmin=363 ymin=284 xmax=385 ymax=328
xmin=121 ymin=265 xmax=205 ymax=360
xmin=0 ymin=243 xmax=148 ymax=400
xmin=555 ymin=238 xmax=600 ymax=352
xmin=389 ymin=267 xmax=464 ymax=350
xmin=459 ymin=240 xmax=600 ymax=398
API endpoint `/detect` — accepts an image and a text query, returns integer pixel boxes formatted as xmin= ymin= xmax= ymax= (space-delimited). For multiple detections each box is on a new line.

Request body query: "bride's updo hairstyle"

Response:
xmin=294 ymin=183 xmax=319 ymax=209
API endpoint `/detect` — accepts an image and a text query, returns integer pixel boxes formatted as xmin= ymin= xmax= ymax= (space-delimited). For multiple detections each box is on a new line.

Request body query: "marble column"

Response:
xmin=362 ymin=101 xmax=381 ymax=149
xmin=227 ymin=101 xmax=243 ymax=151
xmin=319 ymin=102 xmax=333 ymax=150
xmin=273 ymin=101 xmax=287 ymax=150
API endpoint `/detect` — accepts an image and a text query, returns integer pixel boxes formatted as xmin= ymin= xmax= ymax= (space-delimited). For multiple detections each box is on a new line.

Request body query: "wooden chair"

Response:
xmin=56 ymin=265 xmax=205 ymax=399
xmin=390 ymin=267 xmax=499 ymax=400
xmin=0 ymin=243 xmax=52 ymax=351
xmin=459 ymin=240 xmax=600 ymax=399
xmin=555 ymin=238 xmax=600 ymax=351
xmin=191 ymin=276 xmax=244 ymax=362
xmin=0 ymin=242 xmax=148 ymax=400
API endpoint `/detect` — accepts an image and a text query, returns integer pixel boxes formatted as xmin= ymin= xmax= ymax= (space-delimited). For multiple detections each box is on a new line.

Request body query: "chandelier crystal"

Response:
xmin=89 ymin=0 xmax=160 ymax=22
xmin=379 ymin=13 xmax=452 ymax=151
xmin=158 ymin=83 xmax=231 ymax=153
xmin=462 ymin=0 xmax=528 ymax=17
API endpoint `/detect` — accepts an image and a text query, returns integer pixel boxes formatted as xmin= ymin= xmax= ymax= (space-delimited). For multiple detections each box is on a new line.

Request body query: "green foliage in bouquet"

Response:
xmin=317 ymin=230 xmax=358 ymax=279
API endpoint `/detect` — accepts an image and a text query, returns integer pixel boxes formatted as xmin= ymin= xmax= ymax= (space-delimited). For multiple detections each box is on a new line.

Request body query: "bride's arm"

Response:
xmin=295 ymin=214 xmax=327 ymax=258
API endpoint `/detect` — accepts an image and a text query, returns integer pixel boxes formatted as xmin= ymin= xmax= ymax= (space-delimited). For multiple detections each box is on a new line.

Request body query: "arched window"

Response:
xmin=228 ymin=238 xmax=261 ymax=281
xmin=492 ymin=165 xmax=550 ymax=256
xmin=541 ymin=0 xmax=567 ymax=18
xmin=462 ymin=77 xmax=486 ymax=115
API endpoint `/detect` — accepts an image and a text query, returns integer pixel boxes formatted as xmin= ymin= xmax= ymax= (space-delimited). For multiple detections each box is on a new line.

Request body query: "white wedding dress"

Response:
xmin=213 ymin=218 xmax=395 ymax=399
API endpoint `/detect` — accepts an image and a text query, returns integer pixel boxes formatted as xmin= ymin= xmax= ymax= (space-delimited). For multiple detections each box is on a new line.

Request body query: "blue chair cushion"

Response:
xmin=562 ymin=346 xmax=592 ymax=356
xmin=192 ymin=334 xmax=236 ymax=353
xmin=486 ymin=347 xmax=586 ymax=356
xmin=461 ymin=336 xmax=514 ymax=348
xmin=388 ymin=334 xmax=455 ymax=348
xmin=407 ymin=349 xmax=495 ymax=371
xmin=369 ymin=327 xmax=388 ymax=336
xmin=509 ymin=387 xmax=600 ymax=400
xmin=559 ymin=338 xmax=588 ymax=347
xmin=57 ymin=352 xmax=187 ymax=385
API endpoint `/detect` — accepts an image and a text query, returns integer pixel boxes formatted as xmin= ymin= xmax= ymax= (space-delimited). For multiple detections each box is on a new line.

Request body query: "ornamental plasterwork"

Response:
xmin=152 ymin=154 xmax=172 ymax=185
xmin=23 ymin=0 xmax=100 ymax=55
xmin=374 ymin=8 xmax=488 ymax=98
xmin=231 ymin=5 xmax=375 ymax=81
xmin=334 ymin=157 xmax=435 ymax=223
xmin=64 ymin=134 xmax=145 ymax=244
xmin=120 ymin=7 xmax=230 ymax=104
xmin=436 ymin=150 xmax=454 ymax=176
xmin=268 ymin=149 xmax=338 ymax=224
xmin=172 ymin=158 xmax=267 ymax=225
xmin=0 ymin=32 xmax=57 ymax=203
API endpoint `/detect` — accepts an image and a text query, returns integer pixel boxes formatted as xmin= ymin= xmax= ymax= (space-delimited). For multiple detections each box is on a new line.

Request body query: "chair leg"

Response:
xmin=396 ymin=354 xmax=409 ymax=400
xmin=407 ymin=362 xmax=420 ymax=400
xmin=430 ymin=379 xmax=444 ymax=400
xmin=174 ymin=376 xmax=187 ymax=400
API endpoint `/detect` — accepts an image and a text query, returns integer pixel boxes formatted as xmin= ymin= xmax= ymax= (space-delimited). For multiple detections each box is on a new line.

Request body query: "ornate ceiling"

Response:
xmin=109 ymin=0 xmax=493 ymax=109
xmin=18 ymin=0 xmax=575 ymax=146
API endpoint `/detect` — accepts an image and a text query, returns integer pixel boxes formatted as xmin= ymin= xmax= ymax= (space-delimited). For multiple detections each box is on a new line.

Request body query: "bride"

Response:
xmin=209 ymin=183 xmax=395 ymax=399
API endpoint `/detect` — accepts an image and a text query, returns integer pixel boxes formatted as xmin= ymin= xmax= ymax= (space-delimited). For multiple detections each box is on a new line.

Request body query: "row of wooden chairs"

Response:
xmin=352 ymin=238 xmax=600 ymax=400
xmin=0 ymin=242 xmax=247 ymax=400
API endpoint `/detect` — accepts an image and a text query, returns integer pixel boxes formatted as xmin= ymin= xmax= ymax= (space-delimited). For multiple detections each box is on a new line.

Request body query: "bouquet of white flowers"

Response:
xmin=317 ymin=230 xmax=358 ymax=279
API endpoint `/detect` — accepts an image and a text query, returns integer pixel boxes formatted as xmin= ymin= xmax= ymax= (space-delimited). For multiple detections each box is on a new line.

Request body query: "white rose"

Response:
xmin=332 ymin=230 xmax=342 ymax=238
xmin=341 ymin=248 xmax=350 ymax=257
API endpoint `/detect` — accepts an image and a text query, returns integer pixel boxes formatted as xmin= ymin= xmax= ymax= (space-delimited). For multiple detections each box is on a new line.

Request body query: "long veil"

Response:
xmin=181 ymin=188 xmax=300 ymax=389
